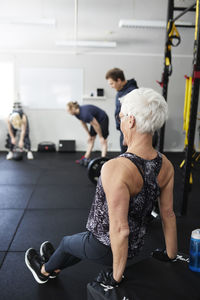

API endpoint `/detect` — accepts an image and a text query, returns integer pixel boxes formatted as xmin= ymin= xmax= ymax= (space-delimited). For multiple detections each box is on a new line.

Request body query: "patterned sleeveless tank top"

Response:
xmin=86 ymin=151 xmax=162 ymax=257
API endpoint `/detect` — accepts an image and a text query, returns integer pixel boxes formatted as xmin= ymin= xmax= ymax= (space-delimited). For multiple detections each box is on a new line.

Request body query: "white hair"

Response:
xmin=120 ymin=88 xmax=168 ymax=134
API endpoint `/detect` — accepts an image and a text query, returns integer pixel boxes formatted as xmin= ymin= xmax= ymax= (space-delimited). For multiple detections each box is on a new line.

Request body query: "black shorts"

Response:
xmin=89 ymin=116 xmax=109 ymax=139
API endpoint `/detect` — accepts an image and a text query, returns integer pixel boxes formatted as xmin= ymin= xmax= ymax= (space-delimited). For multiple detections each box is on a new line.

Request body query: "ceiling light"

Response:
xmin=55 ymin=40 xmax=117 ymax=48
xmin=119 ymin=19 xmax=194 ymax=29
xmin=119 ymin=19 xmax=166 ymax=28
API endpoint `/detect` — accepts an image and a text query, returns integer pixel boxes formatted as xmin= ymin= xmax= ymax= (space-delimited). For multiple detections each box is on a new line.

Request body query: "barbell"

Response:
xmin=87 ymin=157 xmax=109 ymax=184
xmin=87 ymin=132 xmax=158 ymax=185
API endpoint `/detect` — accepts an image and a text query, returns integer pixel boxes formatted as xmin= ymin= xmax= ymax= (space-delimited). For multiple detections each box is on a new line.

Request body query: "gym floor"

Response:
xmin=0 ymin=151 xmax=199 ymax=300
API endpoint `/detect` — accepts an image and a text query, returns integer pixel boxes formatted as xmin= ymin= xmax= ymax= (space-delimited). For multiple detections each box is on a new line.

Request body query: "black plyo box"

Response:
xmin=38 ymin=141 xmax=56 ymax=152
xmin=58 ymin=140 xmax=76 ymax=152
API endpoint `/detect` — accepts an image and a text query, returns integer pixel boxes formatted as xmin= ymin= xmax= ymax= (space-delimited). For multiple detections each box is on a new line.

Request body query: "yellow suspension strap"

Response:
xmin=180 ymin=151 xmax=196 ymax=169
xmin=183 ymin=76 xmax=189 ymax=133
xmin=157 ymin=20 xmax=181 ymax=87
xmin=180 ymin=150 xmax=195 ymax=186
xmin=184 ymin=76 xmax=193 ymax=146
xmin=165 ymin=20 xmax=181 ymax=75
xmin=195 ymin=0 xmax=199 ymax=42
xmin=181 ymin=0 xmax=199 ymax=184
xmin=180 ymin=76 xmax=193 ymax=172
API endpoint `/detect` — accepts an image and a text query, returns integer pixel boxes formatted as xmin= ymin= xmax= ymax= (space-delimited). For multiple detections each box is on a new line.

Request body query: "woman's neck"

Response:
xmin=127 ymin=133 xmax=156 ymax=159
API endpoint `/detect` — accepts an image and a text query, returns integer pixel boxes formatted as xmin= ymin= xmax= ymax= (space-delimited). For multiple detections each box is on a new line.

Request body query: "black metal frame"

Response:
xmin=159 ymin=0 xmax=200 ymax=215
xmin=158 ymin=0 xmax=174 ymax=152
xmin=173 ymin=2 xmax=196 ymax=22
xmin=159 ymin=1 xmax=196 ymax=152
xmin=181 ymin=2 xmax=200 ymax=215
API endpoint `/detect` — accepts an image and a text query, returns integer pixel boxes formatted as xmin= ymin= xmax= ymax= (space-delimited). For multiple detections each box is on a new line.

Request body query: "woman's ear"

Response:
xmin=129 ymin=115 xmax=135 ymax=128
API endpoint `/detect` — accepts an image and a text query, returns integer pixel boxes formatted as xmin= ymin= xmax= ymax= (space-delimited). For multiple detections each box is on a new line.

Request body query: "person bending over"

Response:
xmin=67 ymin=102 xmax=109 ymax=165
xmin=25 ymin=88 xmax=177 ymax=286
xmin=6 ymin=109 xmax=34 ymax=160
xmin=105 ymin=67 xmax=138 ymax=153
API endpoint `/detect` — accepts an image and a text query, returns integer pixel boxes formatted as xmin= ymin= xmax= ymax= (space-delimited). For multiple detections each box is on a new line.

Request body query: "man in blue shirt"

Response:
xmin=67 ymin=102 xmax=109 ymax=165
xmin=105 ymin=68 xmax=138 ymax=153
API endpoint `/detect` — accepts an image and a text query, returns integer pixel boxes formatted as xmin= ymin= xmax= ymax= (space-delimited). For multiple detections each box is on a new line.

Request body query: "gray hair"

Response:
xmin=120 ymin=88 xmax=168 ymax=134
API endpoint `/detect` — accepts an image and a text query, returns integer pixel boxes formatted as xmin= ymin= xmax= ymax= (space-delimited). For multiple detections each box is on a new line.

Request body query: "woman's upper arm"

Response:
xmin=159 ymin=164 xmax=174 ymax=215
xmin=101 ymin=160 xmax=130 ymax=228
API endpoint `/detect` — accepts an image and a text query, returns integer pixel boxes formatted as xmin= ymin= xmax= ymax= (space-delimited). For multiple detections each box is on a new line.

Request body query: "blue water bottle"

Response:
xmin=189 ymin=229 xmax=200 ymax=272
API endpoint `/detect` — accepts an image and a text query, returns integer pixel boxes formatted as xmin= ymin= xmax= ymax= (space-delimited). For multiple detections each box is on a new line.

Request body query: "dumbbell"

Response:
xmin=87 ymin=157 xmax=109 ymax=184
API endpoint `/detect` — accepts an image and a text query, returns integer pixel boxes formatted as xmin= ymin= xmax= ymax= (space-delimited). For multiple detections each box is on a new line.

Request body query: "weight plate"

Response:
xmin=87 ymin=157 xmax=109 ymax=184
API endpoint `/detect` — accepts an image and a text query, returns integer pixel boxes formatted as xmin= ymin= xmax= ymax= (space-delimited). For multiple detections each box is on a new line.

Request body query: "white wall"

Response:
xmin=0 ymin=49 xmax=198 ymax=152
xmin=0 ymin=0 xmax=199 ymax=152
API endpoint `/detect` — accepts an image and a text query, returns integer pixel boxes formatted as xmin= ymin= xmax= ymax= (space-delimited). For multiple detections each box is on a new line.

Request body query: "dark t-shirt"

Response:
xmin=115 ymin=79 xmax=138 ymax=130
xmin=75 ymin=105 xmax=107 ymax=123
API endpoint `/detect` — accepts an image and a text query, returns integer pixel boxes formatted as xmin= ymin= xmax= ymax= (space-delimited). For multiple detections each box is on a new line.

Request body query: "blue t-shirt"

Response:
xmin=75 ymin=105 xmax=107 ymax=124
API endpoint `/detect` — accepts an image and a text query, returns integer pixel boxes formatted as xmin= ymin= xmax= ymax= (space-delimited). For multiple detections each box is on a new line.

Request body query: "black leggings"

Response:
xmin=45 ymin=231 xmax=113 ymax=273
xmin=5 ymin=128 xmax=31 ymax=151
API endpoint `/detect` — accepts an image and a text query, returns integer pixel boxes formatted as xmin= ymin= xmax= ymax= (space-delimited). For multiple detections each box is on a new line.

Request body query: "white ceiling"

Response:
xmin=0 ymin=0 xmax=196 ymax=54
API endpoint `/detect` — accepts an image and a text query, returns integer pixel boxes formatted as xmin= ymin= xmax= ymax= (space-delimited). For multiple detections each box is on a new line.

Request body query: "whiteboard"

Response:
xmin=19 ymin=68 xmax=83 ymax=109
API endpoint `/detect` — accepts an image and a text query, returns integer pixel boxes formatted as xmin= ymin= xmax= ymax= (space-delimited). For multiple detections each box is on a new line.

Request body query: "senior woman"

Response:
xmin=25 ymin=88 xmax=177 ymax=285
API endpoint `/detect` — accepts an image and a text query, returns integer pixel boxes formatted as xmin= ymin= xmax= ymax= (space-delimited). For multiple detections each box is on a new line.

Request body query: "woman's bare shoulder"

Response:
xmin=158 ymin=154 xmax=174 ymax=188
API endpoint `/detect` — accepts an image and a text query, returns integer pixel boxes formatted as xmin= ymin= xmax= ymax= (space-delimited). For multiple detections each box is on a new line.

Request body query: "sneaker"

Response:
xmin=27 ymin=151 xmax=34 ymax=160
xmin=75 ymin=156 xmax=90 ymax=167
xmin=6 ymin=151 xmax=13 ymax=160
xmin=25 ymin=248 xmax=49 ymax=284
xmin=83 ymin=158 xmax=91 ymax=167
xmin=75 ymin=155 xmax=85 ymax=164
xmin=40 ymin=241 xmax=57 ymax=279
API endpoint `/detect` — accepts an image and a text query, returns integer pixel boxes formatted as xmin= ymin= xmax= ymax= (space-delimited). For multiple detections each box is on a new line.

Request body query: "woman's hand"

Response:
xmin=11 ymin=137 xmax=16 ymax=145
xmin=96 ymin=269 xmax=123 ymax=287
xmin=18 ymin=140 xmax=24 ymax=149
